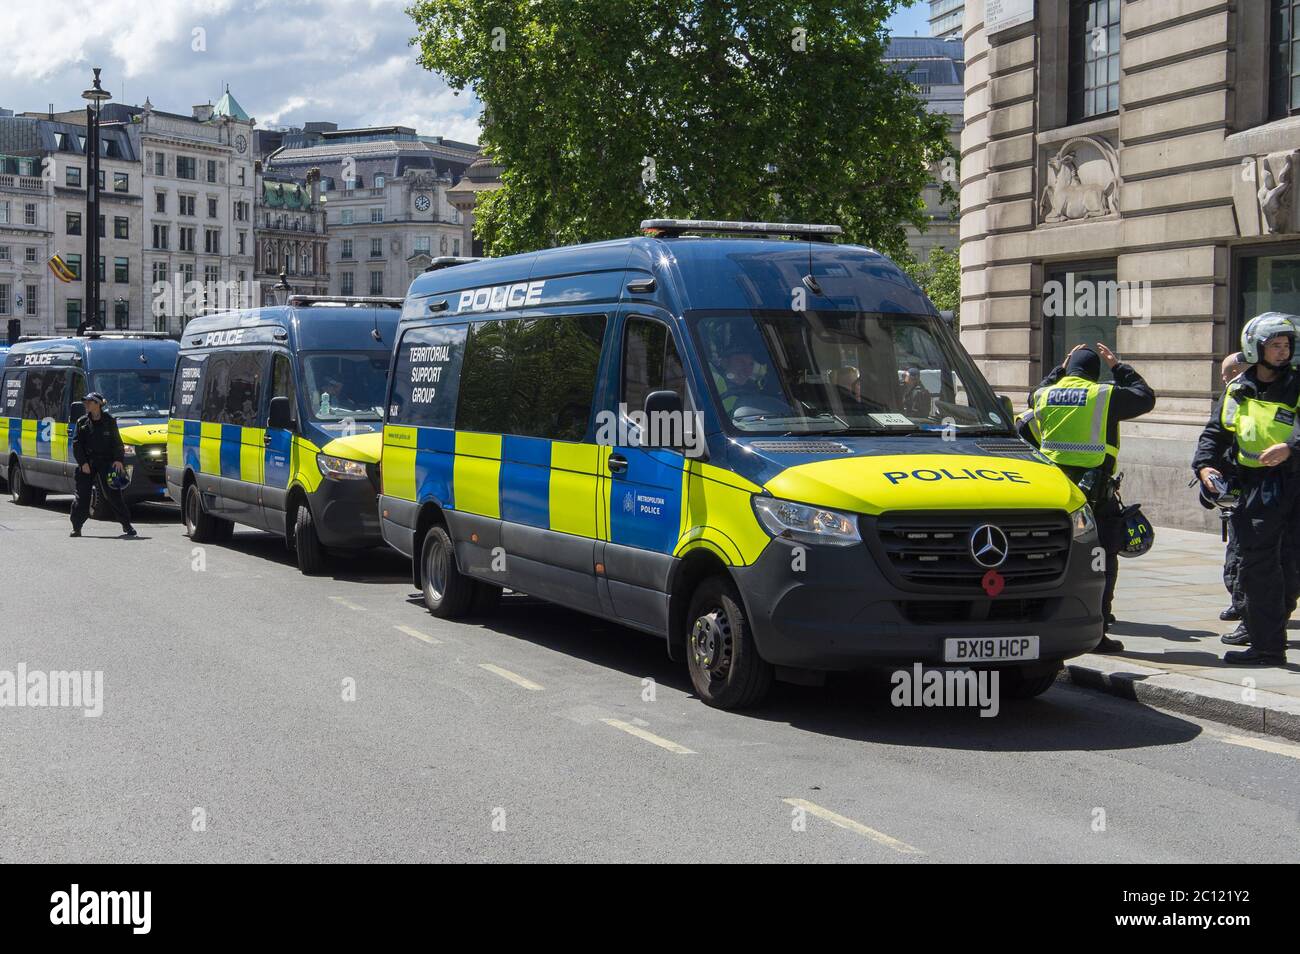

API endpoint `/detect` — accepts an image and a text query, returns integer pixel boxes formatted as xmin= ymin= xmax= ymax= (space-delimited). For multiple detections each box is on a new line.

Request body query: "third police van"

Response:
xmin=379 ymin=222 xmax=1105 ymax=710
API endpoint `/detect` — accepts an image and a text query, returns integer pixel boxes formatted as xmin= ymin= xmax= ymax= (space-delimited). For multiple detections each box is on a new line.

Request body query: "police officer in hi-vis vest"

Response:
xmin=1017 ymin=342 xmax=1156 ymax=653
xmin=1194 ymin=313 xmax=1300 ymax=666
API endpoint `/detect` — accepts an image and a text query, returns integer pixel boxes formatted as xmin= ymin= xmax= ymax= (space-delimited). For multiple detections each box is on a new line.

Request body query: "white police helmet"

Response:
xmin=1241 ymin=312 xmax=1298 ymax=366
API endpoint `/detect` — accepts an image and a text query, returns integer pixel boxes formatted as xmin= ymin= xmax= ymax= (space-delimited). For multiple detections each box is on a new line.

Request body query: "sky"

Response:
xmin=0 ymin=0 xmax=935 ymax=145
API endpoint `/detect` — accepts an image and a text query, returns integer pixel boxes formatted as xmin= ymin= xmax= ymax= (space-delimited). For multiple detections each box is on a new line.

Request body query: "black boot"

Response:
xmin=122 ymin=525 xmax=137 ymax=538
xmin=1219 ymin=606 xmax=1242 ymax=622
xmin=69 ymin=528 xmax=81 ymax=538
xmin=1221 ymin=625 xmax=1251 ymax=646
xmin=1095 ymin=636 xmax=1125 ymax=654
xmin=1224 ymin=647 xmax=1286 ymax=666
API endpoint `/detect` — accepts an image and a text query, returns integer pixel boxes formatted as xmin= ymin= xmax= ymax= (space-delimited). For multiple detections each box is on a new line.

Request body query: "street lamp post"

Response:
xmin=81 ymin=67 xmax=111 ymax=334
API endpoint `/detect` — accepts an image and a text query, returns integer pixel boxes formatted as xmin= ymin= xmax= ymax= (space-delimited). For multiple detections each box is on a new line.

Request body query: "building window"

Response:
xmin=453 ymin=238 xmax=460 ymax=257
xmin=156 ymin=192 xmax=166 ymax=213
xmin=370 ymin=238 xmax=382 ymax=258
xmin=114 ymin=257 xmax=129 ymax=283
xmin=374 ymin=175 xmax=386 ymax=189
xmin=114 ymin=171 xmax=129 ymax=192
xmin=177 ymin=156 xmax=197 ymax=180
xmin=66 ymin=299 xmax=81 ymax=329
xmin=341 ymin=239 xmax=353 ymax=259
xmin=1068 ymin=0 xmax=1120 ymax=123
xmin=370 ymin=207 xmax=384 ymax=223
xmin=24 ymin=203 xmax=36 ymax=225
xmin=369 ymin=270 xmax=383 ymax=295
xmin=154 ymin=152 xmax=165 ymax=175
xmin=180 ymin=227 xmax=195 ymax=252
xmin=0 ymin=284 xmax=8 ymax=316
xmin=1270 ymin=0 xmax=1300 ymax=119
xmin=415 ymin=236 xmax=431 ymax=254
xmin=97 ymin=256 xmax=106 ymax=282
xmin=114 ymin=300 xmax=129 ymax=329
xmin=341 ymin=209 xmax=354 ymax=226
xmin=0 ymin=201 xmax=7 ymax=224
xmin=25 ymin=284 xmax=36 ymax=316
xmin=207 ymin=159 xmax=218 ymax=183
xmin=1043 ymin=261 xmax=1120 ymax=382
xmin=152 ymin=224 xmax=169 ymax=250
xmin=238 ymin=231 xmax=246 ymax=255
xmin=208 ymin=197 xmax=218 ymax=218
xmin=180 ymin=195 xmax=195 ymax=216
xmin=204 ymin=229 xmax=220 ymax=254
xmin=340 ymin=272 xmax=354 ymax=295
xmin=1237 ymin=246 xmax=1300 ymax=343
xmin=65 ymin=253 xmax=81 ymax=280
xmin=153 ymin=261 xmax=168 ymax=285
xmin=66 ymin=165 xmax=81 ymax=187
xmin=66 ymin=211 xmax=81 ymax=235
xmin=25 ymin=247 xmax=36 ymax=264
xmin=114 ymin=216 xmax=129 ymax=240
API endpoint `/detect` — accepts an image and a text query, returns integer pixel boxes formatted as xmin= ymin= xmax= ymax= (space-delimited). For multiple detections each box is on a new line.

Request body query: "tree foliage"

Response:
xmin=900 ymin=245 xmax=961 ymax=323
xmin=409 ymin=0 xmax=956 ymax=259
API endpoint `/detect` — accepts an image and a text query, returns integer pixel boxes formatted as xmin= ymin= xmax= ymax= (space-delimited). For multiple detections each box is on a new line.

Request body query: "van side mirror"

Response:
xmin=644 ymin=389 xmax=682 ymax=417
xmin=70 ymin=401 xmax=85 ymax=421
xmin=999 ymin=395 xmax=1015 ymax=419
xmin=642 ymin=389 xmax=708 ymax=460
xmin=269 ymin=395 xmax=294 ymax=431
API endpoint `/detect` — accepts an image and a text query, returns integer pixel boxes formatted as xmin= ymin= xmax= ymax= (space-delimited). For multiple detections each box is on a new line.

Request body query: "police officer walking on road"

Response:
xmin=70 ymin=392 xmax=136 ymax=539
xmin=1017 ymin=342 xmax=1156 ymax=653
xmin=1195 ymin=313 xmax=1300 ymax=666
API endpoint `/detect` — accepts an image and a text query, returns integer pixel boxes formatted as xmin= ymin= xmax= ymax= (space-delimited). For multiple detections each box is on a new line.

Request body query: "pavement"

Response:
xmin=3 ymin=494 xmax=1300 ymax=862
xmin=1067 ymin=525 xmax=1300 ymax=741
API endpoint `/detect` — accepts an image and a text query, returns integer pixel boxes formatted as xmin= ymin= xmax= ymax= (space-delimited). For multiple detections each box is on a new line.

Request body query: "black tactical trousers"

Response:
xmin=1223 ymin=518 xmax=1243 ymax=612
xmin=71 ymin=464 xmax=131 ymax=532
xmin=1229 ymin=472 xmax=1300 ymax=656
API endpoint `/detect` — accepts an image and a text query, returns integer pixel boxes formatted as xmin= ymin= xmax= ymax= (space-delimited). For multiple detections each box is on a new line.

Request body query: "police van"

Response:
xmin=3 ymin=333 xmax=179 ymax=511
xmin=166 ymin=296 xmax=400 ymax=573
xmin=379 ymin=221 xmax=1104 ymax=709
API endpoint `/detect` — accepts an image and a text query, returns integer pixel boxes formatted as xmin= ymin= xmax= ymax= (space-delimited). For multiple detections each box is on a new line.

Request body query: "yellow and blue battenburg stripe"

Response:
xmin=169 ymin=417 xmax=323 ymax=490
xmin=4 ymin=416 xmax=72 ymax=464
xmin=381 ymin=424 xmax=771 ymax=566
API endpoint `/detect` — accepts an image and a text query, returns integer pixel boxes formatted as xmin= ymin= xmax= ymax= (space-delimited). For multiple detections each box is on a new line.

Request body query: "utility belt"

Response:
xmin=1075 ymin=466 xmax=1121 ymax=514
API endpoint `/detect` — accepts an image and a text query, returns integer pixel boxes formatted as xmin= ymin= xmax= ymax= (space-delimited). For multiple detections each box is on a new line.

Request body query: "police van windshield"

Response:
xmin=301 ymin=352 xmax=389 ymax=422
xmin=90 ymin=371 xmax=172 ymax=419
xmin=690 ymin=310 xmax=1012 ymax=435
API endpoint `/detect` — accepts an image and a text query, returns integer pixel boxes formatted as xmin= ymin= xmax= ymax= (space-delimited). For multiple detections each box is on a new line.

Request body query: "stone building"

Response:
xmin=0 ymin=115 xmax=143 ymax=335
xmin=262 ymin=125 xmax=479 ymax=298
xmin=930 ymin=0 xmax=966 ymax=38
xmin=445 ymin=155 xmax=503 ymax=258
xmin=960 ymin=0 xmax=1300 ymax=531
xmin=254 ymin=164 xmax=328 ymax=302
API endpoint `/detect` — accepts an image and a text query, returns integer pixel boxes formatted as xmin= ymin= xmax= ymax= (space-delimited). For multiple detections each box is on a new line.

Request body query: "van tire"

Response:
xmin=183 ymin=482 xmax=219 ymax=542
xmin=685 ymin=576 xmax=773 ymax=710
xmin=214 ymin=516 xmax=235 ymax=543
xmin=420 ymin=525 xmax=474 ymax=618
xmin=10 ymin=461 xmax=45 ymax=506
xmin=470 ymin=581 xmax=502 ymax=616
xmin=293 ymin=504 xmax=326 ymax=575
xmin=1000 ymin=664 xmax=1061 ymax=700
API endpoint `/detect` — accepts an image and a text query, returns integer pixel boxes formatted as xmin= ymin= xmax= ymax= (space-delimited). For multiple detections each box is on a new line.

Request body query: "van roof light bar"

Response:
xmin=286 ymin=294 xmax=404 ymax=309
xmin=640 ymin=219 xmax=843 ymax=242
xmin=424 ymin=256 xmax=483 ymax=272
xmin=80 ymin=330 xmax=174 ymax=339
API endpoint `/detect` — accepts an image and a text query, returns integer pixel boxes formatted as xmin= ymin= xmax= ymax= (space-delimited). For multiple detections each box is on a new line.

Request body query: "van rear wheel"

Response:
xmin=10 ymin=461 xmax=45 ymax=506
xmin=685 ymin=576 xmax=773 ymax=710
xmin=293 ymin=504 xmax=326 ymax=575
xmin=421 ymin=525 xmax=475 ymax=618
xmin=183 ymin=482 xmax=219 ymax=542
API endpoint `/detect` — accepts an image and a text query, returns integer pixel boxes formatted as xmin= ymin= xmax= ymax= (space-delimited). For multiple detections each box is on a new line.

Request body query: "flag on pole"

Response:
xmin=48 ymin=253 xmax=76 ymax=283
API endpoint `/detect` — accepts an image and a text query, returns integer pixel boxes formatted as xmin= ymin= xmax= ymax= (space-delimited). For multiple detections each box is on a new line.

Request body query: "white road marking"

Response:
xmin=601 ymin=718 xmax=695 ymax=754
xmin=478 ymin=663 xmax=544 ymax=691
xmin=1214 ymin=732 xmax=1300 ymax=761
xmin=330 ymin=596 xmax=366 ymax=612
xmin=395 ymin=624 xmax=442 ymax=645
xmin=782 ymin=798 xmax=923 ymax=855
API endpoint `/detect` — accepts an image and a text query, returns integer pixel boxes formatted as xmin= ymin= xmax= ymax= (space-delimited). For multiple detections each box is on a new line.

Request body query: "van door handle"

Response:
xmin=607 ymin=453 xmax=628 ymax=475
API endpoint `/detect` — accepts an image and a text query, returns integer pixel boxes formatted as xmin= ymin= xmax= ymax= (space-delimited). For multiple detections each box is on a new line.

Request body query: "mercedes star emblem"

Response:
xmin=969 ymin=524 xmax=1010 ymax=569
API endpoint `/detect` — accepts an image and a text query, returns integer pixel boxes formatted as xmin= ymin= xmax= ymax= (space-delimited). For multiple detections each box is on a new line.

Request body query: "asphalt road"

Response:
xmin=1 ymin=492 xmax=1298 ymax=863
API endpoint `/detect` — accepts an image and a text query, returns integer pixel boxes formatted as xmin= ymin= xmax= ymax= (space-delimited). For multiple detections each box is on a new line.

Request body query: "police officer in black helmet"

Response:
xmin=69 ymin=391 xmax=136 ymax=538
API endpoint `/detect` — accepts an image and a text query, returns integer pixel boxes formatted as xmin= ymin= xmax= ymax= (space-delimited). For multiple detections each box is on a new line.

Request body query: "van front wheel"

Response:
xmin=293 ymin=504 xmax=326 ymax=575
xmin=420 ymin=525 xmax=475 ymax=618
xmin=685 ymin=576 xmax=773 ymax=710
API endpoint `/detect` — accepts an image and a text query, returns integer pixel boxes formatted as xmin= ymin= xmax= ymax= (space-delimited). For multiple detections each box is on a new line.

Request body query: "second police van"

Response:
xmin=166 ymin=295 xmax=400 ymax=572
xmin=379 ymin=221 xmax=1105 ymax=710
xmin=3 ymin=333 xmax=179 ymax=512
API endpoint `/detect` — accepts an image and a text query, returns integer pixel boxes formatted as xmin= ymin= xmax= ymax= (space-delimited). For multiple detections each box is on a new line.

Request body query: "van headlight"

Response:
xmin=753 ymin=496 xmax=860 ymax=546
xmin=1070 ymin=503 xmax=1096 ymax=539
xmin=317 ymin=453 xmax=368 ymax=480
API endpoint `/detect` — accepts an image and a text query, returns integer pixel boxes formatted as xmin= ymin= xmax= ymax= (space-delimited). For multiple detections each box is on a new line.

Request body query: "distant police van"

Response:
xmin=3 ymin=333 xmax=179 ymax=511
xmin=166 ymin=296 xmax=400 ymax=573
xmin=379 ymin=222 xmax=1103 ymax=710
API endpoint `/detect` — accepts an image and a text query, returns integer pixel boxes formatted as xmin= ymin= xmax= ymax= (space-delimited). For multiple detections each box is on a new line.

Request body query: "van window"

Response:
xmin=389 ymin=325 xmax=466 ymax=428
xmin=172 ymin=355 xmax=206 ymax=419
xmin=302 ymin=352 xmax=389 ymax=422
xmin=623 ymin=316 xmax=686 ymax=413
xmin=22 ymin=368 xmax=69 ymax=422
xmin=201 ymin=351 xmax=265 ymax=426
xmin=90 ymin=370 xmax=171 ymax=418
xmin=457 ymin=314 xmax=606 ymax=442
xmin=2 ymin=370 xmax=25 ymax=417
xmin=270 ymin=352 xmax=294 ymax=424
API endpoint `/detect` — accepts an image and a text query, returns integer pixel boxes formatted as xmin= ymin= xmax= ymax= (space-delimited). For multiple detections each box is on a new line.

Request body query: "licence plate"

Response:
xmin=943 ymin=636 xmax=1039 ymax=663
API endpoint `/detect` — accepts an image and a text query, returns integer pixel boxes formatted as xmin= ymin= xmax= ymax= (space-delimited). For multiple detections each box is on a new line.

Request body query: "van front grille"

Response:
xmin=873 ymin=512 xmax=1071 ymax=590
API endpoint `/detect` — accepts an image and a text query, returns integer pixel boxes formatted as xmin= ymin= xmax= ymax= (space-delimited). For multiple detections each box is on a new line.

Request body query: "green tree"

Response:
xmin=409 ymin=0 xmax=956 ymax=259
xmin=901 ymin=245 xmax=960 ymax=324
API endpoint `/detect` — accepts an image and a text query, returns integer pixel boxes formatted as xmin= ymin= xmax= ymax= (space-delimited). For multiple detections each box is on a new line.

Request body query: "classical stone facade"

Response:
xmin=961 ymin=0 xmax=1300 ymax=532
xmin=254 ymin=165 xmax=328 ymax=301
